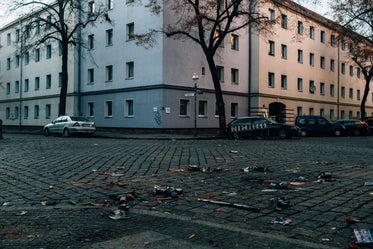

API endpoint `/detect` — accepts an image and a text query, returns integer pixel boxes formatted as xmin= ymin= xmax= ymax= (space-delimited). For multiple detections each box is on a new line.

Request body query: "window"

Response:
xmin=46 ymin=15 xmax=52 ymax=30
xmin=357 ymin=89 xmax=361 ymax=100
xmin=59 ymin=72 xmax=62 ymax=87
xmin=216 ymin=0 xmax=224 ymax=11
xmin=198 ymin=100 xmax=208 ymax=117
xmin=35 ymin=20 xmax=40 ymax=34
xmin=6 ymin=107 xmax=10 ymax=119
xmin=35 ymin=48 xmax=40 ymax=62
xmin=349 ymin=43 xmax=354 ymax=53
xmin=349 ymin=111 xmax=353 ymax=119
xmin=341 ymin=39 xmax=345 ymax=50
xmin=268 ymin=40 xmax=275 ymax=55
xmin=281 ymin=75 xmax=287 ymax=89
xmin=24 ymin=79 xmax=29 ymax=92
xmin=126 ymin=0 xmax=134 ymax=3
xmin=179 ymin=99 xmax=190 ymax=116
xmin=268 ymin=8 xmax=275 ymax=21
xmin=215 ymin=31 xmax=224 ymax=47
xmin=106 ymin=29 xmax=113 ymax=46
xmin=46 ymin=44 xmax=52 ymax=59
xmin=320 ymin=30 xmax=325 ymax=43
xmin=341 ymin=86 xmax=345 ymax=98
xmin=202 ymin=67 xmax=205 ymax=75
xmin=7 ymin=58 xmax=11 ymax=70
xmin=231 ymin=103 xmax=238 ymax=118
xmin=331 ymin=35 xmax=335 ymax=47
xmin=309 ymin=53 xmax=314 ymax=66
xmin=88 ymin=102 xmax=94 ymax=117
xmin=88 ymin=68 xmax=94 ymax=83
xmin=349 ymin=88 xmax=353 ymax=99
xmin=105 ymin=101 xmax=113 ymax=117
xmin=357 ymin=111 xmax=360 ymax=119
xmin=281 ymin=14 xmax=287 ymax=29
xmin=320 ymin=82 xmax=325 ymax=95
xmin=105 ymin=65 xmax=113 ymax=82
xmin=34 ymin=105 xmax=39 ymax=119
xmin=59 ymin=42 xmax=63 ymax=56
xmin=45 ymin=104 xmax=51 ymax=118
xmin=357 ymin=68 xmax=361 ymax=78
xmin=16 ymin=29 xmax=20 ymax=42
xmin=14 ymin=107 xmax=19 ymax=119
xmin=216 ymin=66 xmax=224 ymax=82
xmin=320 ymin=56 xmax=325 ymax=69
xmin=341 ymin=110 xmax=345 ymax=120
xmin=298 ymin=49 xmax=303 ymax=63
xmin=15 ymin=81 xmax=19 ymax=93
xmin=268 ymin=72 xmax=275 ymax=88
xmin=341 ymin=63 xmax=345 ymax=74
xmin=297 ymin=107 xmax=303 ymax=116
xmin=35 ymin=77 xmax=40 ymax=90
xmin=88 ymin=1 xmax=95 ymax=14
xmin=24 ymin=25 xmax=30 ymax=39
xmin=330 ymin=59 xmax=335 ymax=71
xmin=297 ymin=21 xmax=303 ymax=35
xmin=7 ymin=33 xmax=11 ymax=45
xmin=106 ymin=0 xmax=113 ymax=10
xmin=24 ymin=106 xmax=28 ymax=119
xmin=126 ymin=61 xmax=134 ymax=79
xmin=24 ymin=52 xmax=29 ymax=65
xmin=231 ymin=68 xmax=239 ymax=84
xmin=349 ymin=66 xmax=353 ymax=76
xmin=320 ymin=108 xmax=325 ymax=117
xmin=281 ymin=44 xmax=287 ymax=59
xmin=330 ymin=109 xmax=334 ymax=121
xmin=15 ymin=55 xmax=20 ymax=68
xmin=310 ymin=26 xmax=315 ymax=39
xmin=309 ymin=108 xmax=314 ymax=115
xmin=126 ymin=23 xmax=134 ymax=41
xmin=125 ymin=99 xmax=134 ymax=117
xmin=46 ymin=75 xmax=51 ymax=89
xmin=309 ymin=80 xmax=315 ymax=93
xmin=6 ymin=83 xmax=10 ymax=94
xmin=231 ymin=34 xmax=239 ymax=50
xmin=297 ymin=78 xmax=303 ymax=92
xmin=88 ymin=34 xmax=94 ymax=49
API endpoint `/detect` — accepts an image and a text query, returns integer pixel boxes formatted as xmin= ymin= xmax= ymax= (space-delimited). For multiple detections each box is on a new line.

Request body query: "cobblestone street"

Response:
xmin=0 ymin=134 xmax=372 ymax=248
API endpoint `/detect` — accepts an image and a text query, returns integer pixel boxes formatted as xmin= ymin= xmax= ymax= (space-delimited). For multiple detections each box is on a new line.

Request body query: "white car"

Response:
xmin=43 ymin=116 xmax=96 ymax=136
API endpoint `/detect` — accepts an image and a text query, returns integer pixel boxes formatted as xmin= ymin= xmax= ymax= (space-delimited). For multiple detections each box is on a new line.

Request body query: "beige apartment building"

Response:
xmin=249 ymin=0 xmax=373 ymax=123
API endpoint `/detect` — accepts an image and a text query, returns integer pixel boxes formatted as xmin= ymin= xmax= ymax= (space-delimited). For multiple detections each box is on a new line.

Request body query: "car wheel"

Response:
xmin=63 ymin=128 xmax=70 ymax=137
xmin=278 ymin=129 xmax=287 ymax=139
xmin=334 ymin=130 xmax=341 ymax=136
xmin=301 ymin=130 xmax=307 ymax=137
xmin=44 ymin=128 xmax=50 ymax=136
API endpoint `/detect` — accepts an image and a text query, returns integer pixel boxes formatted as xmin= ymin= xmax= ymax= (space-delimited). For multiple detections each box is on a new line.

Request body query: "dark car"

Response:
xmin=295 ymin=115 xmax=345 ymax=137
xmin=362 ymin=116 xmax=373 ymax=134
xmin=333 ymin=120 xmax=368 ymax=136
xmin=226 ymin=116 xmax=301 ymax=139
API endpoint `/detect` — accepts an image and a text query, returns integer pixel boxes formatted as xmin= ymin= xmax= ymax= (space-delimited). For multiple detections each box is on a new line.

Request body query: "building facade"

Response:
xmin=0 ymin=0 xmax=372 ymax=131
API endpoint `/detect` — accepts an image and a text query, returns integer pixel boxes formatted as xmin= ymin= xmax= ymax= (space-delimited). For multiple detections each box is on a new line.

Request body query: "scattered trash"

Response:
xmin=188 ymin=165 xmax=199 ymax=171
xmin=264 ymin=180 xmax=308 ymax=186
xmin=315 ymin=161 xmax=335 ymax=165
xmin=364 ymin=182 xmax=373 ymax=186
xmin=41 ymin=201 xmax=57 ymax=206
xmin=239 ymin=166 xmax=268 ymax=173
xmin=317 ymin=171 xmax=335 ymax=182
xmin=95 ymin=172 xmax=124 ymax=177
xmin=298 ymin=176 xmax=308 ymax=182
xmin=346 ymin=218 xmax=361 ymax=224
xmin=2 ymin=202 xmax=10 ymax=206
xmin=271 ymin=217 xmax=292 ymax=225
xmin=109 ymin=208 xmax=129 ymax=220
xmin=270 ymin=197 xmax=290 ymax=211
xmin=353 ymin=228 xmax=373 ymax=244
xmin=16 ymin=211 xmax=27 ymax=216
xmin=189 ymin=234 xmax=195 ymax=239
xmin=230 ymin=150 xmax=238 ymax=153
xmin=349 ymin=245 xmax=359 ymax=248
xmin=216 ymin=209 xmax=221 ymax=212
xmin=321 ymin=238 xmax=330 ymax=242
xmin=270 ymin=182 xmax=290 ymax=189
xmin=153 ymin=185 xmax=183 ymax=197
xmin=198 ymin=198 xmax=260 ymax=212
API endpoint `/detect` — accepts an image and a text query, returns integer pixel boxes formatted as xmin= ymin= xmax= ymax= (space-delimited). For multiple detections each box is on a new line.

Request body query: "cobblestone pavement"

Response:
xmin=0 ymin=134 xmax=372 ymax=248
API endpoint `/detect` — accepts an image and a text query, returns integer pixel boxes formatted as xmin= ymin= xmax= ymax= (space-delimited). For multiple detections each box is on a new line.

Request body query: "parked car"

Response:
xmin=295 ymin=115 xmax=345 ymax=137
xmin=362 ymin=116 xmax=373 ymax=134
xmin=226 ymin=116 xmax=301 ymax=139
xmin=43 ymin=116 xmax=96 ymax=136
xmin=333 ymin=120 xmax=368 ymax=136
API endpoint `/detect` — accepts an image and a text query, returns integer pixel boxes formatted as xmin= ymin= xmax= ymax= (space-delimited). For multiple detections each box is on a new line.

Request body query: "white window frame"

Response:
xmin=231 ymin=34 xmax=239 ymax=50
xmin=297 ymin=78 xmax=303 ymax=92
xmin=216 ymin=66 xmax=224 ymax=82
xmin=125 ymin=99 xmax=134 ymax=117
xmin=105 ymin=100 xmax=113 ymax=117
xmin=281 ymin=75 xmax=287 ymax=89
xmin=126 ymin=22 xmax=134 ymax=41
xmin=88 ymin=68 xmax=94 ymax=84
xmin=87 ymin=102 xmax=95 ymax=117
xmin=230 ymin=103 xmax=238 ymax=118
xmin=88 ymin=34 xmax=94 ymax=50
xmin=105 ymin=65 xmax=113 ymax=82
xmin=46 ymin=44 xmax=52 ymax=59
xmin=106 ymin=29 xmax=113 ymax=46
xmin=198 ymin=100 xmax=208 ymax=117
xmin=231 ymin=68 xmax=239 ymax=84
xmin=179 ymin=99 xmax=190 ymax=117
xmin=126 ymin=61 xmax=134 ymax=79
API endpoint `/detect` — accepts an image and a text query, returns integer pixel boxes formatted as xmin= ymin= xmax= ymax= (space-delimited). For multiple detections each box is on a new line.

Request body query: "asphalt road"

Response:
xmin=0 ymin=134 xmax=372 ymax=248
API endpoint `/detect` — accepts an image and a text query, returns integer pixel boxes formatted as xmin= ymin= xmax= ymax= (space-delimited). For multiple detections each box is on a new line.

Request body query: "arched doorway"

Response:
xmin=269 ymin=102 xmax=286 ymax=123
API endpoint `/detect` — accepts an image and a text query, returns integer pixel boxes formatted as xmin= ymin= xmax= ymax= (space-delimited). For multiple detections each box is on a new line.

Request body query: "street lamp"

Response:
xmin=192 ymin=73 xmax=199 ymax=137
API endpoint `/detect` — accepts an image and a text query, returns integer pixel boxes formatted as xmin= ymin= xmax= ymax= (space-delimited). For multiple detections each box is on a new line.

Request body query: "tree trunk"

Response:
xmin=206 ymin=54 xmax=226 ymax=135
xmin=59 ymin=41 xmax=68 ymax=116
xmin=360 ymin=72 xmax=372 ymax=119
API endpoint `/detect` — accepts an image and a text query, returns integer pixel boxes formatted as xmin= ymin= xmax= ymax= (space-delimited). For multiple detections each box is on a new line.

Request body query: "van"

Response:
xmin=295 ymin=115 xmax=345 ymax=137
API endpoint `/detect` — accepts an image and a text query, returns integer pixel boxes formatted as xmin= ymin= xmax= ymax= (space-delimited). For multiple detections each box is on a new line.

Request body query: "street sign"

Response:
xmin=184 ymin=93 xmax=195 ymax=97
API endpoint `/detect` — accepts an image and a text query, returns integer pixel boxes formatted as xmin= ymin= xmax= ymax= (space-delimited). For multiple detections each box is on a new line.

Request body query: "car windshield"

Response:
xmin=71 ymin=117 xmax=90 ymax=122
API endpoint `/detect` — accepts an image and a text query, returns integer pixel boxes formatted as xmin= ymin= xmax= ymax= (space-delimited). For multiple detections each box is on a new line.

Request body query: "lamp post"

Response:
xmin=192 ymin=73 xmax=199 ymax=137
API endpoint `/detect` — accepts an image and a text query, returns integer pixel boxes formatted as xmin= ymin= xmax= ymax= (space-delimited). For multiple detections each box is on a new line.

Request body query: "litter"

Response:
xmin=16 ymin=211 xmax=27 ymax=216
xmin=270 ymin=182 xmax=290 ymax=189
xmin=317 ymin=171 xmax=335 ymax=182
xmin=346 ymin=218 xmax=360 ymax=224
xmin=153 ymin=185 xmax=183 ymax=197
xmin=230 ymin=150 xmax=238 ymax=153
xmin=188 ymin=165 xmax=199 ymax=171
xmin=270 ymin=197 xmax=290 ymax=211
xmin=109 ymin=208 xmax=130 ymax=220
xmin=198 ymin=198 xmax=260 ymax=212
xmin=353 ymin=228 xmax=373 ymax=244
xmin=95 ymin=172 xmax=124 ymax=177
xmin=239 ymin=166 xmax=268 ymax=173
xmin=271 ymin=217 xmax=292 ymax=225
xmin=364 ymin=182 xmax=373 ymax=186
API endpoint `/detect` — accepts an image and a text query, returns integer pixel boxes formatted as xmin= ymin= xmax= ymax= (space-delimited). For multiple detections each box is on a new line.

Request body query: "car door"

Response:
xmin=49 ymin=117 xmax=61 ymax=134
xmin=316 ymin=117 xmax=332 ymax=135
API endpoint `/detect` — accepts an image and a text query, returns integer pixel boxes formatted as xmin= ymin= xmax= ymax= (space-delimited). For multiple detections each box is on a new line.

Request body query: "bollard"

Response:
xmin=0 ymin=119 xmax=2 ymax=139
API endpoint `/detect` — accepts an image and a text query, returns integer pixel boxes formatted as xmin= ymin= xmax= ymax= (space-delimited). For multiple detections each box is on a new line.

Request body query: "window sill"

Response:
xmin=126 ymin=77 xmax=134 ymax=80
xmin=179 ymin=115 xmax=190 ymax=118
xmin=125 ymin=115 xmax=134 ymax=118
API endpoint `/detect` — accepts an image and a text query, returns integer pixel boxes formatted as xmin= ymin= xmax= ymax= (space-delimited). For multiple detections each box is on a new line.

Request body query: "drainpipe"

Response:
xmin=337 ymin=39 xmax=340 ymax=120
xmin=19 ymin=21 xmax=24 ymax=128
xmin=77 ymin=3 xmax=82 ymax=116
xmin=247 ymin=1 xmax=252 ymax=116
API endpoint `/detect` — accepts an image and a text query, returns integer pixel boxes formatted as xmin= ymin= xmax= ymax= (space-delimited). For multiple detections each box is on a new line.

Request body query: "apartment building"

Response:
xmin=0 ymin=0 xmax=372 ymax=130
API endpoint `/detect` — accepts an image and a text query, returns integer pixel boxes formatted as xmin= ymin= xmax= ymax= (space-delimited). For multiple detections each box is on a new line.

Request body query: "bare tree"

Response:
xmin=137 ymin=0 xmax=271 ymax=135
xmin=11 ymin=0 xmax=110 ymax=116
xmin=331 ymin=0 xmax=373 ymax=119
